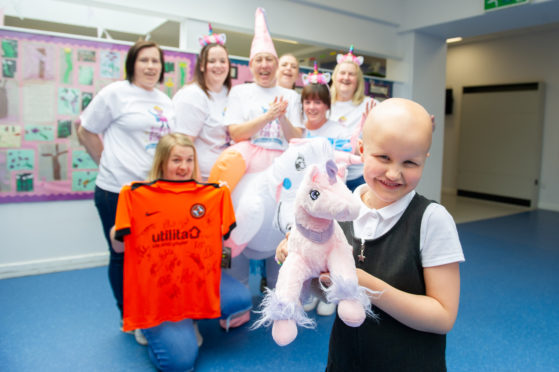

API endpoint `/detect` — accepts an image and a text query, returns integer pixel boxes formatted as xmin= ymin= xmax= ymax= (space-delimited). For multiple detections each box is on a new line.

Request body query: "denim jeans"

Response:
xmin=141 ymin=272 xmax=252 ymax=372
xmin=93 ymin=186 xmax=124 ymax=316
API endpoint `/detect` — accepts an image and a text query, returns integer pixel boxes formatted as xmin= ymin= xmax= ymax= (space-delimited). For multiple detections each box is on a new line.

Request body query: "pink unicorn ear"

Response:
xmin=310 ymin=165 xmax=320 ymax=183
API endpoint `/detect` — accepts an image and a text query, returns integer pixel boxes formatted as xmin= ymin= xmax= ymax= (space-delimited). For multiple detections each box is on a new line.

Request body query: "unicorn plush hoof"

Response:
xmin=272 ymin=319 xmax=298 ymax=346
xmin=338 ymin=299 xmax=366 ymax=327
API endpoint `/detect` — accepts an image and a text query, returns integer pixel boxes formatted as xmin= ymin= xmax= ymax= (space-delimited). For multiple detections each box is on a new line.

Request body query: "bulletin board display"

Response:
xmin=0 ymin=28 xmax=201 ymax=204
xmin=0 ymin=27 xmax=390 ymax=204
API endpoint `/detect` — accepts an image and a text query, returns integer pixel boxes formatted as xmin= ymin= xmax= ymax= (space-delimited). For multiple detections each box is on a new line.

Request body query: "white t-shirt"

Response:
xmin=353 ymin=186 xmax=465 ymax=268
xmin=330 ymin=97 xmax=373 ymax=180
xmin=305 ymin=119 xmax=353 ymax=153
xmin=173 ymin=84 xmax=229 ymax=179
xmin=224 ymin=83 xmax=303 ymax=151
xmin=80 ymin=80 xmax=175 ymax=193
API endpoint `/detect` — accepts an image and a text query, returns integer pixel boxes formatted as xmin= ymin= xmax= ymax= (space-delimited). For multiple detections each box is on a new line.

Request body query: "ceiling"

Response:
xmin=3 ymin=15 xmax=387 ymax=76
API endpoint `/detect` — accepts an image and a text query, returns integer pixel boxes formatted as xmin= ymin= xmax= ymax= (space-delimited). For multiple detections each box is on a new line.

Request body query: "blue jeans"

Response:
xmin=93 ymin=186 xmax=124 ymax=316
xmin=141 ymin=272 xmax=252 ymax=372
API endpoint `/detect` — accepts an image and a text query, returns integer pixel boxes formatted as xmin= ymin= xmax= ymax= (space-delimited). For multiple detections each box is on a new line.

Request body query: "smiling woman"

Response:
xmin=76 ymin=40 xmax=175 ymax=330
xmin=172 ymin=25 xmax=233 ymax=180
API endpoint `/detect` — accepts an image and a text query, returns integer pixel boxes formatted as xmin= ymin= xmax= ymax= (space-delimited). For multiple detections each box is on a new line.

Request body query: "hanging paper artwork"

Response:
xmin=0 ymin=28 xmax=196 ymax=203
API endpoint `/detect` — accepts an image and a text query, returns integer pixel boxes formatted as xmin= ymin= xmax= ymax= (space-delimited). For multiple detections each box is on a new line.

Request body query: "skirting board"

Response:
xmin=0 ymin=252 xmax=109 ymax=279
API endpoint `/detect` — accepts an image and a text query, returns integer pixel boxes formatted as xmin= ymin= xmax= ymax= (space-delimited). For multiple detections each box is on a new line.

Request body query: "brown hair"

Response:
xmin=148 ymin=133 xmax=200 ymax=181
xmin=125 ymin=40 xmax=165 ymax=84
xmin=301 ymin=83 xmax=331 ymax=110
xmin=330 ymin=61 xmax=365 ymax=105
xmin=192 ymin=43 xmax=232 ymax=97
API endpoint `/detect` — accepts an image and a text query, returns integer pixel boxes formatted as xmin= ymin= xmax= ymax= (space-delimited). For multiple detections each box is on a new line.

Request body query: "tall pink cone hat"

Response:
xmin=250 ymin=8 xmax=277 ymax=60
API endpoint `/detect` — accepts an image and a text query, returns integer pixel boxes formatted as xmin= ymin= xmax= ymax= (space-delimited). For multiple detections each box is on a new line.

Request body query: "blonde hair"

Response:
xmin=148 ymin=133 xmax=200 ymax=181
xmin=330 ymin=61 xmax=365 ymax=105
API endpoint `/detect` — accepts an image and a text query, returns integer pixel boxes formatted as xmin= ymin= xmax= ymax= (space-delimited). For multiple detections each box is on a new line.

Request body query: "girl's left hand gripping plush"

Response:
xmin=253 ymin=159 xmax=379 ymax=346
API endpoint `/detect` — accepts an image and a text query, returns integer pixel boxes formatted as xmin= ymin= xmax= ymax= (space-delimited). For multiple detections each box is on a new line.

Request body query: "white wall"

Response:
xmin=444 ymin=26 xmax=559 ymax=211
xmin=0 ymin=200 xmax=108 ymax=278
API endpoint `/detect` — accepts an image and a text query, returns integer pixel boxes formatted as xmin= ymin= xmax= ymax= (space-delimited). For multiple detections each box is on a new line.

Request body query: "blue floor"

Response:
xmin=1 ymin=210 xmax=558 ymax=371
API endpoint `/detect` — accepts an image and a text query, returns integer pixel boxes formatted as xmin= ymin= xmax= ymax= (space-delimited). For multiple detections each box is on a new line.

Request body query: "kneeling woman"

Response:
xmin=112 ymin=133 xmax=252 ymax=372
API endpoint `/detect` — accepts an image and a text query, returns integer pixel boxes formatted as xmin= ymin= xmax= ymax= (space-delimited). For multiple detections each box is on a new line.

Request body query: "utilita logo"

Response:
xmin=152 ymin=226 xmax=201 ymax=242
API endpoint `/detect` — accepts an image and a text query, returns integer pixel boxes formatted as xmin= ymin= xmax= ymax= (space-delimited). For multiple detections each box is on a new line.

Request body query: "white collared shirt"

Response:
xmin=353 ymin=185 xmax=465 ymax=267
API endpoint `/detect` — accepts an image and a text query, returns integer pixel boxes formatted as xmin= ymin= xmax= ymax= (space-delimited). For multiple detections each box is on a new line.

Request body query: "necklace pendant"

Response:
xmin=358 ymin=238 xmax=366 ymax=262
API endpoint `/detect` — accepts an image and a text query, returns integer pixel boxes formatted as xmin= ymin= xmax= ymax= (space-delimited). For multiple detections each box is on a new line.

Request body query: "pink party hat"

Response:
xmin=336 ymin=45 xmax=364 ymax=66
xmin=199 ymin=23 xmax=226 ymax=47
xmin=302 ymin=61 xmax=331 ymax=85
xmin=250 ymin=8 xmax=277 ymax=60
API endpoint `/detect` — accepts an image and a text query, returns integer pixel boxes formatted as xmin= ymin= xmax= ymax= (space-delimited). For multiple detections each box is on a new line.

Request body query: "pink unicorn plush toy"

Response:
xmin=253 ymin=159 xmax=377 ymax=346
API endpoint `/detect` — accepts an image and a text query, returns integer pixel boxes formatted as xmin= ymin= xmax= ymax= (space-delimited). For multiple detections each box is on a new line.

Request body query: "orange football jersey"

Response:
xmin=115 ymin=180 xmax=236 ymax=331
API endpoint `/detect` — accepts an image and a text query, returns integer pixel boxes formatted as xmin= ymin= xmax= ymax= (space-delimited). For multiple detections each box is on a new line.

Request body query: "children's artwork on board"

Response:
xmin=0 ymin=80 xmax=19 ymax=120
xmin=2 ymin=39 xmax=18 ymax=58
xmin=72 ymin=170 xmax=97 ymax=192
xmin=57 ymin=120 xmax=72 ymax=139
xmin=7 ymin=149 xmax=35 ymax=171
xmin=77 ymin=49 xmax=96 ymax=62
xmin=39 ymin=143 xmax=68 ymax=181
xmin=0 ymin=125 xmax=22 ymax=148
xmin=100 ymin=50 xmax=121 ymax=79
xmin=22 ymin=83 xmax=55 ymax=123
xmin=2 ymin=59 xmax=16 ymax=78
xmin=60 ymin=48 xmax=74 ymax=84
xmin=22 ymin=43 xmax=56 ymax=80
xmin=78 ymin=66 xmax=94 ymax=85
xmin=58 ymin=87 xmax=80 ymax=115
xmin=81 ymin=92 xmax=93 ymax=111
xmin=25 ymin=125 xmax=55 ymax=141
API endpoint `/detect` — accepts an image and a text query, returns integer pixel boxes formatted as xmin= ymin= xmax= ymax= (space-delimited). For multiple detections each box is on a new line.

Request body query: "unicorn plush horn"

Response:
xmin=250 ymin=8 xmax=277 ymax=60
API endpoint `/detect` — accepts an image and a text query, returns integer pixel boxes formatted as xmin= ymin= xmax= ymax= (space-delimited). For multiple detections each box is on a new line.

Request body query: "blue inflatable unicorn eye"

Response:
xmin=283 ymin=178 xmax=292 ymax=190
xmin=309 ymin=189 xmax=320 ymax=201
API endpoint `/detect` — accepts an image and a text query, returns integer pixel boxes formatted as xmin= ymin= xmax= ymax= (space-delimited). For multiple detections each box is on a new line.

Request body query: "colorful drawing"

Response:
xmin=25 ymin=125 xmax=55 ymax=141
xmin=58 ymin=87 xmax=80 ymax=115
xmin=0 ymin=80 xmax=8 ymax=118
xmin=7 ymin=149 xmax=35 ymax=171
xmin=179 ymin=62 xmax=187 ymax=87
xmin=164 ymin=77 xmax=174 ymax=97
xmin=0 ymin=151 xmax=11 ymax=192
xmin=23 ymin=43 xmax=55 ymax=80
xmin=1 ymin=80 xmax=19 ymax=120
xmin=72 ymin=150 xmax=97 ymax=169
xmin=2 ymin=59 xmax=16 ymax=78
xmin=16 ymin=172 xmax=34 ymax=192
xmin=77 ymin=49 xmax=96 ymax=62
xmin=40 ymin=143 xmax=68 ymax=181
xmin=81 ymin=92 xmax=93 ymax=111
xmin=165 ymin=61 xmax=175 ymax=73
xmin=72 ymin=170 xmax=98 ymax=191
xmin=78 ymin=66 xmax=94 ymax=85
xmin=2 ymin=39 xmax=18 ymax=58
xmin=61 ymin=48 xmax=73 ymax=84
xmin=100 ymin=50 xmax=121 ymax=78
xmin=0 ymin=125 xmax=22 ymax=147
xmin=57 ymin=120 xmax=72 ymax=138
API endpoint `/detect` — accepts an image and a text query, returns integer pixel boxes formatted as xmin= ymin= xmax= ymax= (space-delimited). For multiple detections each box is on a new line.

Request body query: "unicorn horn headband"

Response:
xmin=336 ymin=45 xmax=364 ymax=66
xmin=302 ymin=61 xmax=331 ymax=86
xmin=198 ymin=23 xmax=227 ymax=47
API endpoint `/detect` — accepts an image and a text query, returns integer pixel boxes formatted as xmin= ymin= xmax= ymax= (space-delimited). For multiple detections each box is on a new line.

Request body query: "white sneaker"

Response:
xmin=316 ymin=300 xmax=336 ymax=316
xmin=303 ymin=295 xmax=319 ymax=312
xmin=193 ymin=321 xmax=203 ymax=347
xmin=134 ymin=329 xmax=148 ymax=346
